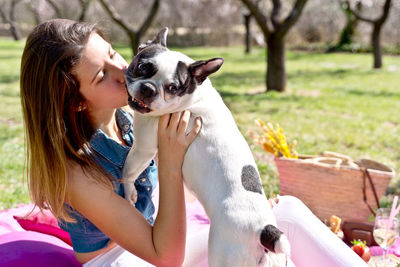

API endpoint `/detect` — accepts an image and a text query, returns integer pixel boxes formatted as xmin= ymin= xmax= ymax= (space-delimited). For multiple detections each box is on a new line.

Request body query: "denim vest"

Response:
xmin=58 ymin=109 xmax=158 ymax=253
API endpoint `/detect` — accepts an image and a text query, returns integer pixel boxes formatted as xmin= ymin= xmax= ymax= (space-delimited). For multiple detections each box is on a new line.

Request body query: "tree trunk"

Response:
xmin=0 ymin=0 xmax=21 ymax=40
xmin=8 ymin=21 xmax=20 ymax=40
xmin=27 ymin=0 xmax=42 ymax=25
xmin=129 ymin=34 xmax=139 ymax=56
xmin=9 ymin=0 xmax=21 ymax=40
xmin=346 ymin=0 xmax=391 ymax=69
xmin=337 ymin=2 xmax=360 ymax=47
xmin=371 ymin=23 xmax=382 ymax=68
xmin=78 ymin=0 xmax=90 ymax=21
xmin=244 ymin=13 xmax=252 ymax=54
xmin=98 ymin=0 xmax=159 ymax=56
xmin=266 ymin=34 xmax=285 ymax=92
xmin=45 ymin=0 xmax=63 ymax=18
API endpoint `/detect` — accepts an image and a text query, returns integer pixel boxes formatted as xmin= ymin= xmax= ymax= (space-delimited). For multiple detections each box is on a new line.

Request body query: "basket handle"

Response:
xmin=360 ymin=167 xmax=380 ymax=216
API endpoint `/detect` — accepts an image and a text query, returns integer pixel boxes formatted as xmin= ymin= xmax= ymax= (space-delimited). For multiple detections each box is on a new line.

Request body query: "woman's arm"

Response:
xmin=67 ymin=111 xmax=201 ymax=266
xmin=152 ymin=111 xmax=202 ymax=265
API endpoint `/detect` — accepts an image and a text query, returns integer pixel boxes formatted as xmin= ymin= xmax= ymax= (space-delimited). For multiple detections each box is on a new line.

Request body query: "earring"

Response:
xmin=77 ymin=104 xmax=87 ymax=112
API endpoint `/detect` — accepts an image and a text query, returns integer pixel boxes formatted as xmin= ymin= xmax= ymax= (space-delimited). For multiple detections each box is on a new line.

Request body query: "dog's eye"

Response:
xmin=137 ymin=63 xmax=148 ymax=75
xmin=167 ymin=84 xmax=178 ymax=93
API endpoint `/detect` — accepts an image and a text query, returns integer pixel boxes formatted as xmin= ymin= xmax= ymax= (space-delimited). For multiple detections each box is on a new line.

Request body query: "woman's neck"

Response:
xmin=90 ymin=109 xmax=125 ymax=145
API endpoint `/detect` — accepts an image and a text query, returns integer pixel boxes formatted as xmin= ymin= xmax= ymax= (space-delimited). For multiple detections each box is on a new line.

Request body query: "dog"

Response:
xmin=123 ymin=28 xmax=291 ymax=266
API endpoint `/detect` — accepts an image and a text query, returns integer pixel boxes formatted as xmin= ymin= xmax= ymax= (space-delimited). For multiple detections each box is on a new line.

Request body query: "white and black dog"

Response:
xmin=123 ymin=28 xmax=291 ymax=266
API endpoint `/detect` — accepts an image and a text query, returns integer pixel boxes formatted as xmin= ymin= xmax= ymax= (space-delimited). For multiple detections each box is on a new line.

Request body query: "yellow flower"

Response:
xmin=252 ymin=119 xmax=298 ymax=158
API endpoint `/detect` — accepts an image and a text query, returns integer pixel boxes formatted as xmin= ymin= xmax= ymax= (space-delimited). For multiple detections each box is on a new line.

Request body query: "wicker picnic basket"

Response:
xmin=275 ymin=154 xmax=395 ymax=222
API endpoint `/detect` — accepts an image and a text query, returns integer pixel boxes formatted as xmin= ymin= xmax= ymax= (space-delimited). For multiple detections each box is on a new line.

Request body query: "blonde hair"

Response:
xmin=20 ymin=19 xmax=112 ymax=221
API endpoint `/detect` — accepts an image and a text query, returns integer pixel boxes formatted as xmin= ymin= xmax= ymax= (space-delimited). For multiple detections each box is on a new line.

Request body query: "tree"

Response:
xmin=45 ymin=0 xmax=63 ymax=18
xmin=244 ymin=11 xmax=252 ymax=53
xmin=240 ymin=0 xmax=309 ymax=92
xmin=77 ymin=0 xmax=92 ymax=21
xmin=26 ymin=0 xmax=42 ymax=25
xmin=347 ymin=0 xmax=392 ymax=68
xmin=42 ymin=0 xmax=92 ymax=21
xmin=98 ymin=0 xmax=160 ymax=56
xmin=0 ymin=0 xmax=23 ymax=40
xmin=329 ymin=0 xmax=362 ymax=51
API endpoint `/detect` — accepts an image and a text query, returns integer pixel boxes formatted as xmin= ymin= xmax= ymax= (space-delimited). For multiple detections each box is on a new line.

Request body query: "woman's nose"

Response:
xmin=115 ymin=66 xmax=127 ymax=84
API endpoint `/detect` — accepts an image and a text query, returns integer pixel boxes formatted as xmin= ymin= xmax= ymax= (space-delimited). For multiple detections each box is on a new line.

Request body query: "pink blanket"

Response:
xmin=0 ymin=189 xmax=210 ymax=266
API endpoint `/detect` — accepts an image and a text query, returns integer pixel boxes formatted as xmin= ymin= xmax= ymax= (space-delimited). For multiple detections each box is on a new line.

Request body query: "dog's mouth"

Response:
xmin=128 ymin=96 xmax=152 ymax=113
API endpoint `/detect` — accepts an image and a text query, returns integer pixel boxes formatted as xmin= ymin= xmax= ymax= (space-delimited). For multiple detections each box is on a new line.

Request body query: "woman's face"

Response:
xmin=74 ymin=33 xmax=129 ymax=113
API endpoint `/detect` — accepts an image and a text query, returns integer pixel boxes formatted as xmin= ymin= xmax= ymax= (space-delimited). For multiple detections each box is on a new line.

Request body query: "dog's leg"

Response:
xmin=123 ymin=116 xmax=159 ymax=205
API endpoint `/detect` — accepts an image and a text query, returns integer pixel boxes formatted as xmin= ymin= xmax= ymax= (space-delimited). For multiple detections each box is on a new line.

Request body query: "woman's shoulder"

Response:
xmin=66 ymin=160 xmax=112 ymax=193
xmin=66 ymin=160 xmax=115 ymax=209
xmin=65 ymin=161 xmax=88 ymax=200
xmin=66 ymin=160 xmax=85 ymax=182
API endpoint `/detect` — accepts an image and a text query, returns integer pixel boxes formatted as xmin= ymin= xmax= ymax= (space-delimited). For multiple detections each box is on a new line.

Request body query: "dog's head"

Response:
xmin=125 ymin=27 xmax=223 ymax=115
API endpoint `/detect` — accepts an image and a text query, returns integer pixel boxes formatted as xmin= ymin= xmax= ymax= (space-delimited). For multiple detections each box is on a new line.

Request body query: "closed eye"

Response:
xmin=96 ymin=70 xmax=106 ymax=84
xmin=97 ymin=50 xmax=118 ymax=84
xmin=110 ymin=50 xmax=117 ymax=59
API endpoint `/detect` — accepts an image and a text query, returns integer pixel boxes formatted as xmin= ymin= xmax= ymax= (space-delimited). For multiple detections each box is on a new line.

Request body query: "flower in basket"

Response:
xmin=251 ymin=119 xmax=298 ymax=159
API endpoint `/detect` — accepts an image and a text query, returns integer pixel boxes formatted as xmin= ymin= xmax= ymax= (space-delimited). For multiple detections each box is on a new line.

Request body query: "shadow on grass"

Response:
xmin=212 ymin=70 xmax=264 ymax=88
xmin=288 ymin=68 xmax=372 ymax=80
xmin=219 ymin=89 xmax=304 ymax=102
xmin=0 ymin=74 xmax=19 ymax=84
xmin=0 ymin=54 xmax=20 ymax=61
xmin=218 ymin=90 xmax=307 ymax=116
xmin=346 ymin=89 xmax=400 ymax=99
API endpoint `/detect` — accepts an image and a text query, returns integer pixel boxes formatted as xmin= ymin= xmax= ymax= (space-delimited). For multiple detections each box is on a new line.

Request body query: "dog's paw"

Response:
xmin=124 ymin=184 xmax=138 ymax=205
xmin=260 ymin=224 xmax=291 ymax=256
xmin=274 ymin=234 xmax=291 ymax=256
xmin=130 ymin=190 xmax=138 ymax=205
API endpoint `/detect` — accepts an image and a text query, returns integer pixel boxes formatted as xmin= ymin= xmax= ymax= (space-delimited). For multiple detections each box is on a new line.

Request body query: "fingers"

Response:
xmin=159 ymin=113 xmax=171 ymax=130
xmin=168 ymin=112 xmax=182 ymax=131
xmin=158 ymin=111 xmax=202 ymax=146
xmin=157 ymin=111 xmax=202 ymax=171
xmin=177 ymin=110 xmax=190 ymax=136
xmin=186 ymin=116 xmax=202 ymax=144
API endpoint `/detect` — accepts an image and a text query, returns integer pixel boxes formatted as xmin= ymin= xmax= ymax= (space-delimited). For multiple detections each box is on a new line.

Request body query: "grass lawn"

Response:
xmin=1 ymin=38 xmax=400 ymax=209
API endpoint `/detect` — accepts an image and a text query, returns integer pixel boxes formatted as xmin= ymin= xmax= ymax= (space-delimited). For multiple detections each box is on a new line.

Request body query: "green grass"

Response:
xmin=1 ymin=38 xmax=400 ymax=209
xmin=0 ymin=38 xmax=28 ymax=209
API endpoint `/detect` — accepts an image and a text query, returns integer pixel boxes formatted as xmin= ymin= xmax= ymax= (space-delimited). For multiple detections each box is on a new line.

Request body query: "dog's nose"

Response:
xmin=140 ymin=83 xmax=157 ymax=98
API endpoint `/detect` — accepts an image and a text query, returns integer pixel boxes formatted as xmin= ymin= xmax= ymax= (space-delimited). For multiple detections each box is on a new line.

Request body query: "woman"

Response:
xmin=20 ymin=18 xmax=203 ymax=266
xmin=20 ymin=19 xmax=368 ymax=267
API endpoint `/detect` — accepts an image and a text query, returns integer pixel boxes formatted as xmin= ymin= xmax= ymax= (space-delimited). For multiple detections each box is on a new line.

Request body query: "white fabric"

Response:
xmin=83 ymin=195 xmax=369 ymax=267
xmin=82 ymin=244 xmax=154 ymax=267
xmin=83 ymin=228 xmax=209 ymax=267
xmin=274 ymin=195 xmax=369 ymax=267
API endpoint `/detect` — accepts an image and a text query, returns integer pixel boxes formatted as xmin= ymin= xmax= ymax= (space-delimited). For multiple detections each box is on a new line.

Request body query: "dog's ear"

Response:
xmin=177 ymin=61 xmax=189 ymax=85
xmin=152 ymin=27 xmax=168 ymax=47
xmin=138 ymin=27 xmax=168 ymax=53
xmin=189 ymin=58 xmax=224 ymax=85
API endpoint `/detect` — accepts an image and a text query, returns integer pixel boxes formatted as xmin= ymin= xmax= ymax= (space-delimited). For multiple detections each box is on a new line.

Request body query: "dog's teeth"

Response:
xmin=133 ymin=98 xmax=147 ymax=108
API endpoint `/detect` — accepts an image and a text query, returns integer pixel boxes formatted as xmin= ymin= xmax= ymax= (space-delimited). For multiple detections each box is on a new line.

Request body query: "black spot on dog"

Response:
xmin=126 ymin=45 xmax=166 ymax=82
xmin=241 ymin=165 xmax=263 ymax=194
xmin=260 ymin=225 xmax=283 ymax=252
xmin=137 ymin=45 xmax=167 ymax=60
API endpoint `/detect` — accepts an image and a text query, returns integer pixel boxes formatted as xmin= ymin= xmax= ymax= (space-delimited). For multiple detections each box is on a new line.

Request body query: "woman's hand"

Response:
xmin=157 ymin=110 xmax=202 ymax=176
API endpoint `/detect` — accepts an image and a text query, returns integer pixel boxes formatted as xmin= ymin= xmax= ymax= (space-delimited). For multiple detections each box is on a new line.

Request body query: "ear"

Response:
xmin=177 ymin=61 xmax=189 ymax=85
xmin=189 ymin=58 xmax=224 ymax=85
xmin=152 ymin=27 xmax=168 ymax=47
xmin=138 ymin=27 xmax=168 ymax=53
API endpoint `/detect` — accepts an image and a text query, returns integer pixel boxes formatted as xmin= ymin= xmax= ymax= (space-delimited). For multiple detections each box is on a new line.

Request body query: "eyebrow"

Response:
xmin=90 ymin=44 xmax=112 ymax=84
